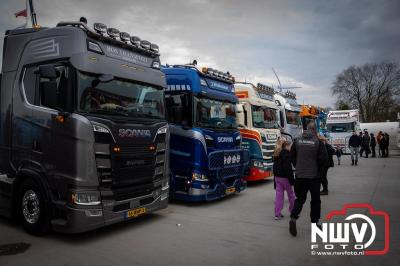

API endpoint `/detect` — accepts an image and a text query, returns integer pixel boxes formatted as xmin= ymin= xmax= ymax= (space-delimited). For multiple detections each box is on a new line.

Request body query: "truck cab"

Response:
xmin=234 ymin=82 xmax=281 ymax=181
xmin=0 ymin=21 xmax=169 ymax=234
xmin=274 ymin=91 xmax=302 ymax=140
xmin=326 ymin=110 xmax=361 ymax=153
xmin=162 ymin=65 xmax=248 ymax=201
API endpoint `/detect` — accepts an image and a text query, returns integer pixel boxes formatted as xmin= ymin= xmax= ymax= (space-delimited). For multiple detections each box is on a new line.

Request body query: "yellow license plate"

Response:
xmin=226 ymin=187 xmax=236 ymax=195
xmin=126 ymin=207 xmax=146 ymax=218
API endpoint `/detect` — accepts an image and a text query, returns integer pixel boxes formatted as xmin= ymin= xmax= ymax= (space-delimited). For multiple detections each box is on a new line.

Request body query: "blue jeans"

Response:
xmin=350 ymin=146 xmax=359 ymax=161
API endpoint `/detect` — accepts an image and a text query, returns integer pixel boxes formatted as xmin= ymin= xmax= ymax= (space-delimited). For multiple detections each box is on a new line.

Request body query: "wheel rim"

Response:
xmin=22 ymin=190 xmax=40 ymax=224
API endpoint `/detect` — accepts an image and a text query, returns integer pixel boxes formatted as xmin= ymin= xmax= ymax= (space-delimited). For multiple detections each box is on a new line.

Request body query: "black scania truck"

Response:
xmin=0 ymin=19 xmax=169 ymax=234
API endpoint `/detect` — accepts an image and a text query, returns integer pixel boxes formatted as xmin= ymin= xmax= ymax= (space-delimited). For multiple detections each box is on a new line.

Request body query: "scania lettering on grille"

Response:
xmin=218 ymin=137 xmax=233 ymax=143
xmin=118 ymin=129 xmax=151 ymax=138
xmin=224 ymin=154 xmax=241 ymax=165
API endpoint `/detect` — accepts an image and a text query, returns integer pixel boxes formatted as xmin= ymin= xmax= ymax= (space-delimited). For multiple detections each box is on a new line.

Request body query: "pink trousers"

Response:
xmin=274 ymin=177 xmax=295 ymax=217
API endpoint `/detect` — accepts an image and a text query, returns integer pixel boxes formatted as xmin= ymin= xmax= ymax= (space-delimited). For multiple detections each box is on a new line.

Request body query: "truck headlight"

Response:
xmin=252 ymin=160 xmax=262 ymax=168
xmin=71 ymin=192 xmax=101 ymax=206
xmin=192 ymin=172 xmax=208 ymax=181
xmin=157 ymin=126 xmax=168 ymax=135
xmin=92 ymin=123 xmax=110 ymax=134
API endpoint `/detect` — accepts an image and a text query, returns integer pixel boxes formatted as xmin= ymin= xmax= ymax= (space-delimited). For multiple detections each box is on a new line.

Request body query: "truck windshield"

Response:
xmin=251 ymin=105 xmax=279 ymax=129
xmin=77 ymin=72 xmax=164 ymax=119
xmin=326 ymin=123 xmax=354 ymax=132
xmin=194 ymin=96 xmax=238 ymax=129
xmin=286 ymin=110 xmax=301 ymax=126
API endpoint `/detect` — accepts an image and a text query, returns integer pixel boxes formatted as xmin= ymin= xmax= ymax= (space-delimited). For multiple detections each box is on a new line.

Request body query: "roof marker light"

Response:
xmin=130 ymin=36 xmax=141 ymax=47
xmin=93 ymin=22 xmax=107 ymax=34
xmin=107 ymin=27 xmax=120 ymax=38
xmin=140 ymin=40 xmax=151 ymax=50
xmin=120 ymin=32 xmax=130 ymax=42
xmin=150 ymin=43 xmax=159 ymax=53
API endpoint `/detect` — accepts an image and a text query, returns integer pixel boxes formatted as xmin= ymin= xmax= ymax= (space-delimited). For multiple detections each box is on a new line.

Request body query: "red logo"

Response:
xmin=325 ymin=203 xmax=390 ymax=255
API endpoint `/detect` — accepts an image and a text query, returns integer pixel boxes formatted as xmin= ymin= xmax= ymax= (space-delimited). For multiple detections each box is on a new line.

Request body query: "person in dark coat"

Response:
xmin=377 ymin=131 xmax=385 ymax=157
xmin=349 ymin=131 xmax=361 ymax=165
xmin=320 ymin=137 xmax=335 ymax=195
xmin=370 ymin=133 xmax=376 ymax=157
xmin=362 ymin=131 xmax=371 ymax=158
xmin=359 ymin=132 xmax=364 ymax=156
xmin=383 ymin=133 xmax=390 ymax=157
xmin=273 ymin=141 xmax=295 ymax=220
xmin=288 ymin=122 xmax=328 ymax=236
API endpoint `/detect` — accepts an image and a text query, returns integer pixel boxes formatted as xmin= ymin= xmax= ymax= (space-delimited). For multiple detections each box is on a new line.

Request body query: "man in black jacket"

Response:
xmin=289 ymin=122 xmax=328 ymax=236
xmin=370 ymin=133 xmax=376 ymax=157
xmin=349 ymin=131 xmax=361 ymax=165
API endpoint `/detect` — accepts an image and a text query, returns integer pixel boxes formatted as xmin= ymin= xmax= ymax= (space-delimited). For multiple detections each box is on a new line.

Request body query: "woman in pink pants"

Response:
xmin=272 ymin=140 xmax=295 ymax=220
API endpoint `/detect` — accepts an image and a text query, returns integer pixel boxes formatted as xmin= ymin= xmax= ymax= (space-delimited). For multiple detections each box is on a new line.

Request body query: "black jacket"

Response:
xmin=349 ymin=135 xmax=361 ymax=147
xmin=326 ymin=143 xmax=335 ymax=168
xmin=362 ymin=134 xmax=371 ymax=146
xmin=290 ymin=130 xmax=328 ymax=179
xmin=370 ymin=136 xmax=376 ymax=147
xmin=273 ymin=149 xmax=294 ymax=185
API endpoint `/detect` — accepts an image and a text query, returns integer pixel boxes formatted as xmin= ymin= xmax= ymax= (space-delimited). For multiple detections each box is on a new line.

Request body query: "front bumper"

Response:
xmin=173 ymin=178 xmax=246 ymax=202
xmin=244 ymin=166 xmax=273 ymax=181
xmin=51 ymin=188 xmax=168 ymax=234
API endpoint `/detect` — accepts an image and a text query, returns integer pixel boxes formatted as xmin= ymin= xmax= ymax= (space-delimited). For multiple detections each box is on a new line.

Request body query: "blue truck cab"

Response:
xmin=161 ymin=64 xmax=249 ymax=201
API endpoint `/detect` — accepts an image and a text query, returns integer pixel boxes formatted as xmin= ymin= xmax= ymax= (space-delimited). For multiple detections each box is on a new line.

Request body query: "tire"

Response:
xmin=18 ymin=178 xmax=50 ymax=235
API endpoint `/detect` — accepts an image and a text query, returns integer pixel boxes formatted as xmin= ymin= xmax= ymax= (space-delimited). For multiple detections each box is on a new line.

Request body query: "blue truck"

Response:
xmin=162 ymin=64 xmax=249 ymax=201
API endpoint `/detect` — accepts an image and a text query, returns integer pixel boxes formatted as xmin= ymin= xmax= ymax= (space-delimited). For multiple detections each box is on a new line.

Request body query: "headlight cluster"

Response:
xmin=92 ymin=123 xmax=110 ymax=134
xmin=192 ymin=172 xmax=208 ymax=181
xmin=71 ymin=192 xmax=101 ymax=206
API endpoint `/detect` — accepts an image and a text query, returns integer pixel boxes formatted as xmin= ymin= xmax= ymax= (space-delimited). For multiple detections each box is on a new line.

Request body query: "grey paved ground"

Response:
xmin=0 ymin=152 xmax=399 ymax=266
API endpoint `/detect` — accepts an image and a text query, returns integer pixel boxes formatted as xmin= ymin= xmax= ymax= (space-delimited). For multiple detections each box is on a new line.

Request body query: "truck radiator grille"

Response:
xmin=95 ymin=141 xmax=166 ymax=201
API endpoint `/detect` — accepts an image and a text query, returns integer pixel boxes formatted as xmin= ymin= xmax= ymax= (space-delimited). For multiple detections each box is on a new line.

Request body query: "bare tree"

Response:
xmin=331 ymin=62 xmax=400 ymax=122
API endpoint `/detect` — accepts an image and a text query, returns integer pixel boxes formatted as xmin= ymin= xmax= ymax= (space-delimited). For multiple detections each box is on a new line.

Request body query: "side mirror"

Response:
xmin=92 ymin=74 xmax=114 ymax=87
xmin=38 ymin=65 xmax=57 ymax=79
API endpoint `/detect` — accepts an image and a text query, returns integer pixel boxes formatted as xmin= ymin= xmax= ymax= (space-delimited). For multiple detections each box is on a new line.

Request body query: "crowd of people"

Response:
xmin=271 ymin=123 xmax=391 ymax=237
xmin=349 ymin=130 xmax=390 ymax=164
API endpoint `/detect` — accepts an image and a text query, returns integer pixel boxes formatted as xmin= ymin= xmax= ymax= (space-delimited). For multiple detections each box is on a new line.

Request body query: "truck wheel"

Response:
xmin=19 ymin=179 xmax=50 ymax=235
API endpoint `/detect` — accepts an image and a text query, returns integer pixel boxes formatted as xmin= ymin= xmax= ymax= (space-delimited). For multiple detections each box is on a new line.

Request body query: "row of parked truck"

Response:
xmin=0 ymin=20 xmax=304 ymax=234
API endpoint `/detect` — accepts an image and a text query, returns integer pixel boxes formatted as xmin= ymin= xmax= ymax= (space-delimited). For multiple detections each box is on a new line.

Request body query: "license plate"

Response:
xmin=125 ymin=207 xmax=146 ymax=218
xmin=226 ymin=187 xmax=236 ymax=195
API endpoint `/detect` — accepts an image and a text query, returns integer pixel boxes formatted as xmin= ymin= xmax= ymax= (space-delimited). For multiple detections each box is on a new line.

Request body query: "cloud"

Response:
xmin=1 ymin=0 xmax=399 ymax=107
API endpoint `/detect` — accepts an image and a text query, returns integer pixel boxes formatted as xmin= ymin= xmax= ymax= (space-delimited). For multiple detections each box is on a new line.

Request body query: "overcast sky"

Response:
xmin=1 ymin=0 xmax=399 ymax=107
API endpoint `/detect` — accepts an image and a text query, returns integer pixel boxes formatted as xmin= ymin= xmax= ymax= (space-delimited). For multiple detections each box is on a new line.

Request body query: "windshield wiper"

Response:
xmin=88 ymin=109 xmax=129 ymax=117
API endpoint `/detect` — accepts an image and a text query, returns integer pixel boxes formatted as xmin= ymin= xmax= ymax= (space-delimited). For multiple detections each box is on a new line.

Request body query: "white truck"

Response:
xmin=326 ymin=109 xmax=361 ymax=153
xmin=234 ymin=82 xmax=281 ymax=181
xmin=274 ymin=91 xmax=302 ymax=140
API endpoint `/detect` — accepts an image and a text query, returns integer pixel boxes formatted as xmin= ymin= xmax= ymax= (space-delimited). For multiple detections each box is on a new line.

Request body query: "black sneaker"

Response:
xmin=289 ymin=219 xmax=297 ymax=237
xmin=320 ymin=190 xmax=328 ymax=195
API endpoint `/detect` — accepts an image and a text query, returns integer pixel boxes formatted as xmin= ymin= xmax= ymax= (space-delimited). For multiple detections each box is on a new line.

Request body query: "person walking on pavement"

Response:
xmin=273 ymin=141 xmax=295 ymax=220
xmin=288 ymin=122 xmax=328 ymax=236
xmin=383 ymin=133 xmax=390 ymax=157
xmin=335 ymin=145 xmax=343 ymax=165
xmin=320 ymin=137 xmax=335 ymax=195
xmin=359 ymin=131 xmax=364 ymax=157
xmin=362 ymin=131 xmax=371 ymax=158
xmin=349 ymin=131 xmax=361 ymax=165
xmin=370 ymin=133 xmax=376 ymax=157
xmin=377 ymin=131 xmax=385 ymax=157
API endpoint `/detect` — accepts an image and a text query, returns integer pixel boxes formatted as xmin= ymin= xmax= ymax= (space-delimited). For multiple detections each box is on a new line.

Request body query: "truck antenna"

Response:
xmin=28 ymin=0 xmax=39 ymax=29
